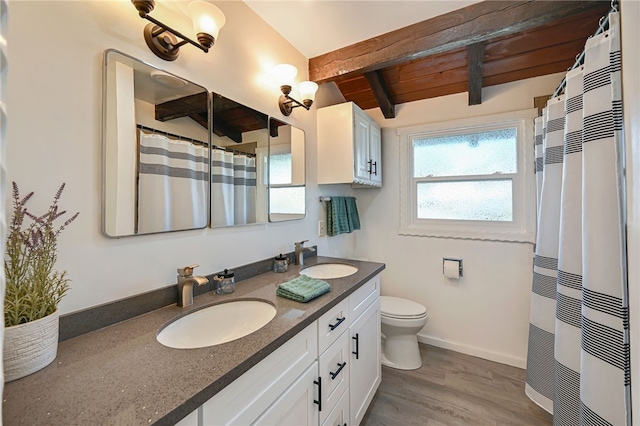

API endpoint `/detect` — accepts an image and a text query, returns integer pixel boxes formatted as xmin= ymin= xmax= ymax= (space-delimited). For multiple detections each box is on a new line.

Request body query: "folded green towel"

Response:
xmin=276 ymin=275 xmax=331 ymax=303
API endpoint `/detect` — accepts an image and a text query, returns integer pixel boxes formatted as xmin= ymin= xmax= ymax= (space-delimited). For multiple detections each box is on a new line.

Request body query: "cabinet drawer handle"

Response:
xmin=330 ymin=362 xmax=347 ymax=380
xmin=329 ymin=316 xmax=346 ymax=331
xmin=313 ymin=377 xmax=322 ymax=412
xmin=373 ymin=161 xmax=377 ymax=176
xmin=367 ymin=159 xmax=372 ymax=174
xmin=352 ymin=333 xmax=359 ymax=360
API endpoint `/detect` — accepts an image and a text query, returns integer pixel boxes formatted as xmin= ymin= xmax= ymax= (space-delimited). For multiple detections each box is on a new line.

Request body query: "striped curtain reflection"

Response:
xmin=137 ymin=132 xmax=208 ymax=234
xmin=211 ymin=149 xmax=256 ymax=227
xmin=525 ymin=12 xmax=630 ymax=425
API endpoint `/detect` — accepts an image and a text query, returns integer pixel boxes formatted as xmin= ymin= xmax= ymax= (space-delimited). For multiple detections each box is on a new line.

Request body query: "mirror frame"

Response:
xmin=102 ymin=49 xmax=211 ymax=237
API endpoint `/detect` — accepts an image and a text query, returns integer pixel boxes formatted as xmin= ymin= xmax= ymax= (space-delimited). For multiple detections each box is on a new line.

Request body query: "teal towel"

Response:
xmin=327 ymin=196 xmax=361 ymax=236
xmin=276 ymin=275 xmax=331 ymax=303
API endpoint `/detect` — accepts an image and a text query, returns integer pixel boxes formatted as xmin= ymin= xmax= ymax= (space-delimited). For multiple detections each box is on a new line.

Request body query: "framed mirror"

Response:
xmin=210 ymin=93 xmax=269 ymax=227
xmin=103 ymin=50 xmax=210 ymax=237
xmin=268 ymin=118 xmax=306 ymax=222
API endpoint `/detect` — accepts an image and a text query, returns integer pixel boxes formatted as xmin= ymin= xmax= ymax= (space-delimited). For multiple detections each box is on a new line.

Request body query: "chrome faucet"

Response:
xmin=177 ymin=264 xmax=209 ymax=308
xmin=294 ymin=240 xmax=316 ymax=266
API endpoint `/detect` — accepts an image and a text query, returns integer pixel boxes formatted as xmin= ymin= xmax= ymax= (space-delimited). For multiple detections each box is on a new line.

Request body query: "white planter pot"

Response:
xmin=3 ymin=309 xmax=59 ymax=382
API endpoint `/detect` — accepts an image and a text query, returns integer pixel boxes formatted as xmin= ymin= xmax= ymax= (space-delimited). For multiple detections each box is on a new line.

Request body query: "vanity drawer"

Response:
xmin=318 ymin=331 xmax=350 ymax=425
xmin=321 ymin=387 xmax=349 ymax=426
xmin=349 ymin=274 xmax=380 ymax=320
xmin=318 ymin=298 xmax=349 ymax=354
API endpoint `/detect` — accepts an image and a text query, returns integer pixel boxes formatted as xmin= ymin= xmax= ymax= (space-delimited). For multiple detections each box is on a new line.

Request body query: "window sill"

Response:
xmin=398 ymin=225 xmax=535 ymax=243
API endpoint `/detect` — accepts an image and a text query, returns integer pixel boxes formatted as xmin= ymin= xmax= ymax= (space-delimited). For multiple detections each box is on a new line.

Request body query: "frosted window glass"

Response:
xmin=270 ymin=154 xmax=291 ymax=184
xmin=270 ymin=187 xmax=305 ymax=214
xmin=413 ymin=128 xmax=517 ymax=177
xmin=417 ymin=180 xmax=513 ymax=221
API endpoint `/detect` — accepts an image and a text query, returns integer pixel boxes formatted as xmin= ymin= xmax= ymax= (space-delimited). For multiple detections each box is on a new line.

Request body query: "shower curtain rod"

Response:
xmin=552 ymin=2 xmax=618 ymax=98
xmin=137 ymin=124 xmax=208 ymax=147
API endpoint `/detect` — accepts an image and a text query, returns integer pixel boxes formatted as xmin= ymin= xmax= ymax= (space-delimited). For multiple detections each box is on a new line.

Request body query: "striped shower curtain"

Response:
xmin=137 ymin=132 xmax=208 ymax=233
xmin=211 ymin=149 xmax=256 ymax=227
xmin=526 ymin=12 xmax=630 ymax=425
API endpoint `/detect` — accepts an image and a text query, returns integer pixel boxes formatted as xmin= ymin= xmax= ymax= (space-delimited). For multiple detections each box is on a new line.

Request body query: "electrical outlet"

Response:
xmin=318 ymin=220 xmax=326 ymax=237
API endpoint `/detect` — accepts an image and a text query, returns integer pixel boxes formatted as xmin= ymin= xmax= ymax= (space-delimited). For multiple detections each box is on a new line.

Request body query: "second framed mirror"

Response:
xmin=210 ymin=93 xmax=269 ymax=227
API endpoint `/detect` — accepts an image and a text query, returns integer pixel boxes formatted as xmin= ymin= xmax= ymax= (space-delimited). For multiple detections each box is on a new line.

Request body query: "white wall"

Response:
xmin=5 ymin=1 xmax=331 ymax=314
xmin=356 ymin=73 xmax=564 ymax=367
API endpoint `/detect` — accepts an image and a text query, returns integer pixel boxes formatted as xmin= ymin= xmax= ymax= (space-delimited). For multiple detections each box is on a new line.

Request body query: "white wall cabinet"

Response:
xmin=179 ymin=274 xmax=381 ymax=426
xmin=317 ymin=102 xmax=382 ymax=187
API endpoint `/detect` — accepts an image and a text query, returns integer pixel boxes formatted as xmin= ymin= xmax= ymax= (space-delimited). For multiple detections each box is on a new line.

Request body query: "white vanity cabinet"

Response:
xmin=179 ymin=274 xmax=381 ymax=426
xmin=349 ymin=300 xmax=381 ymax=426
xmin=317 ymin=102 xmax=382 ymax=187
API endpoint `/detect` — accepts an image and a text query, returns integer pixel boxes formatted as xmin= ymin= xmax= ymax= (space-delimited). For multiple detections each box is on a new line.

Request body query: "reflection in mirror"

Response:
xmin=103 ymin=50 xmax=210 ymax=237
xmin=210 ymin=93 xmax=269 ymax=227
xmin=268 ymin=119 xmax=306 ymax=222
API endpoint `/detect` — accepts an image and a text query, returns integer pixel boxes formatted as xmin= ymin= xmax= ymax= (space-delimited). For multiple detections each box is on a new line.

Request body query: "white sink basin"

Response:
xmin=157 ymin=301 xmax=277 ymax=349
xmin=300 ymin=263 xmax=358 ymax=279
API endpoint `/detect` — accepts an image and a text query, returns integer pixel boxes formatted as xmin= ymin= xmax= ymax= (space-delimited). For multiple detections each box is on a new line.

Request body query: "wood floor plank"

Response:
xmin=363 ymin=344 xmax=552 ymax=426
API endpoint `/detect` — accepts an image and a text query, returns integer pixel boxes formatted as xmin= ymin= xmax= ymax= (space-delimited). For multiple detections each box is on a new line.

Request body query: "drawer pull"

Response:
xmin=373 ymin=161 xmax=378 ymax=176
xmin=330 ymin=362 xmax=347 ymax=380
xmin=329 ymin=316 xmax=346 ymax=331
xmin=352 ymin=333 xmax=359 ymax=360
xmin=313 ymin=377 xmax=322 ymax=412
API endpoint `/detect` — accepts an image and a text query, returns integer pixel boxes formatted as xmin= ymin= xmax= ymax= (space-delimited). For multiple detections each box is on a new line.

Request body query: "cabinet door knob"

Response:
xmin=330 ymin=361 xmax=347 ymax=380
xmin=313 ymin=377 xmax=322 ymax=412
xmin=352 ymin=333 xmax=360 ymax=360
xmin=329 ymin=316 xmax=346 ymax=331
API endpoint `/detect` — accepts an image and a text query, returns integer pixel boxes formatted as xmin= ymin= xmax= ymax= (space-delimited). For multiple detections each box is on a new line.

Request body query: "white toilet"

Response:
xmin=380 ymin=296 xmax=428 ymax=370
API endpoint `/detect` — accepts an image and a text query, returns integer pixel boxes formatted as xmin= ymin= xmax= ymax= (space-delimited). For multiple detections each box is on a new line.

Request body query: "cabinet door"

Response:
xmin=353 ymin=111 xmax=371 ymax=182
xmin=254 ymin=361 xmax=320 ymax=426
xmin=349 ymin=299 xmax=381 ymax=426
xmin=369 ymin=125 xmax=382 ymax=186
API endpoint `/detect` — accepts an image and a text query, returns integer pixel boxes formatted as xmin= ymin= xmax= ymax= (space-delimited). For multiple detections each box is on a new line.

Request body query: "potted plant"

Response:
xmin=4 ymin=182 xmax=78 ymax=382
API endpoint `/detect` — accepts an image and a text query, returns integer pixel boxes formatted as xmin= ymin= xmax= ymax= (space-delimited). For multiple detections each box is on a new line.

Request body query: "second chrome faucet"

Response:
xmin=294 ymin=240 xmax=316 ymax=266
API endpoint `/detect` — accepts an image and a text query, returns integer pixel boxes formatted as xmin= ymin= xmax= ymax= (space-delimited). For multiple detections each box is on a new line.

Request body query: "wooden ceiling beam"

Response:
xmin=364 ymin=70 xmax=396 ymax=119
xmin=155 ymin=92 xmax=208 ymax=122
xmin=309 ymin=0 xmax=608 ymax=83
xmin=467 ymin=42 xmax=485 ymax=105
xmin=213 ymin=118 xmax=242 ymax=143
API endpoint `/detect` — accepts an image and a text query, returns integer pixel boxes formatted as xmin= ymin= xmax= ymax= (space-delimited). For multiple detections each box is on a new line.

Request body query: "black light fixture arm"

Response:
xmin=140 ymin=12 xmax=209 ymax=53
xmin=278 ymin=84 xmax=313 ymax=116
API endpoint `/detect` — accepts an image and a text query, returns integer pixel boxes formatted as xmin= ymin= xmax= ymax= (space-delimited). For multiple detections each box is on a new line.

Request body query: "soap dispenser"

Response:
xmin=214 ymin=269 xmax=235 ymax=294
xmin=273 ymin=254 xmax=289 ymax=273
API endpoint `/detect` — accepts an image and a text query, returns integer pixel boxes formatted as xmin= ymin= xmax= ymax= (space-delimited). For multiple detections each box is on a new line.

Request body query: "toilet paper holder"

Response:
xmin=443 ymin=258 xmax=463 ymax=277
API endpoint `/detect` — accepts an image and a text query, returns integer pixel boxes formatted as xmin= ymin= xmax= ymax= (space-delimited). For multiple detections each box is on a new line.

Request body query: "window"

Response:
xmin=399 ymin=110 xmax=537 ymax=242
xmin=268 ymin=147 xmax=305 ymax=216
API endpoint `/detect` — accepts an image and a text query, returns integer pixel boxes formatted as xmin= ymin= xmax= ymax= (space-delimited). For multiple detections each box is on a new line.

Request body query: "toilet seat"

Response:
xmin=380 ymin=296 xmax=427 ymax=320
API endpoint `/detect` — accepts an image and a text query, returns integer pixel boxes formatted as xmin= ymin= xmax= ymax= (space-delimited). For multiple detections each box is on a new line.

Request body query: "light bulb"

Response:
xmin=188 ymin=1 xmax=226 ymax=41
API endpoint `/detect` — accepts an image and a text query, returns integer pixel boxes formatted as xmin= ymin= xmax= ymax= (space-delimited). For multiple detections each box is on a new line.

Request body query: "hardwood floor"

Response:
xmin=363 ymin=344 xmax=552 ymax=425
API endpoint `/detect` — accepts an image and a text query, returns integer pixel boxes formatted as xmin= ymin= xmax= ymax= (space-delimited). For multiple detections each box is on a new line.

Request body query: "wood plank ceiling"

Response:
xmin=308 ymin=0 xmax=612 ymax=118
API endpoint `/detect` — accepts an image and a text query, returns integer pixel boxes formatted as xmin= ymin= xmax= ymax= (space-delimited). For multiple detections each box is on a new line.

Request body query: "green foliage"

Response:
xmin=4 ymin=182 xmax=79 ymax=327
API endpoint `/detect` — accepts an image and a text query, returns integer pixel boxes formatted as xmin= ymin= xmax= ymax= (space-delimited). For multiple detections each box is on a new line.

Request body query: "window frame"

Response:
xmin=398 ymin=109 xmax=537 ymax=243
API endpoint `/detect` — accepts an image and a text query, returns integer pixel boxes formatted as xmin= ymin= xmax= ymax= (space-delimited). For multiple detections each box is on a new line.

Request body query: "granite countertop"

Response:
xmin=3 ymin=256 xmax=385 ymax=426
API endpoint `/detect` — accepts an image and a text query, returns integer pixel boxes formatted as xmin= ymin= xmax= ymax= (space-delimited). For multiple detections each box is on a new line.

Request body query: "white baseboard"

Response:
xmin=417 ymin=334 xmax=527 ymax=369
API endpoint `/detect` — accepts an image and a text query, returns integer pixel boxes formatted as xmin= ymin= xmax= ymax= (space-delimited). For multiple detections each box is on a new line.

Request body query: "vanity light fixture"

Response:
xmin=131 ymin=0 xmax=226 ymax=61
xmin=274 ymin=64 xmax=319 ymax=116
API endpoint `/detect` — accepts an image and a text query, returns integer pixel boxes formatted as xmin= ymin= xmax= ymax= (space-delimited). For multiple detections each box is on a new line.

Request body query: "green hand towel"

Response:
xmin=276 ymin=275 xmax=331 ymax=303
xmin=327 ymin=196 xmax=361 ymax=236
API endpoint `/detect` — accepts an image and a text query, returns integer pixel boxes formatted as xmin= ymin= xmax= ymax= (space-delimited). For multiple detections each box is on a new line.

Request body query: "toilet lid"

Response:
xmin=380 ymin=296 xmax=427 ymax=319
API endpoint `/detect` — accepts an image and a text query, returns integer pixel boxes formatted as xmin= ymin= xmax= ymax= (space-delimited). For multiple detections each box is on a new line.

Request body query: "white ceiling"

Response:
xmin=243 ymin=0 xmax=483 ymax=58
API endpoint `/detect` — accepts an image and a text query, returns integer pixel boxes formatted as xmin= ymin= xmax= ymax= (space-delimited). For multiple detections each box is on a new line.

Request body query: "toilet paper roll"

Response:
xmin=444 ymin=260 xmax=461 ymax=279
